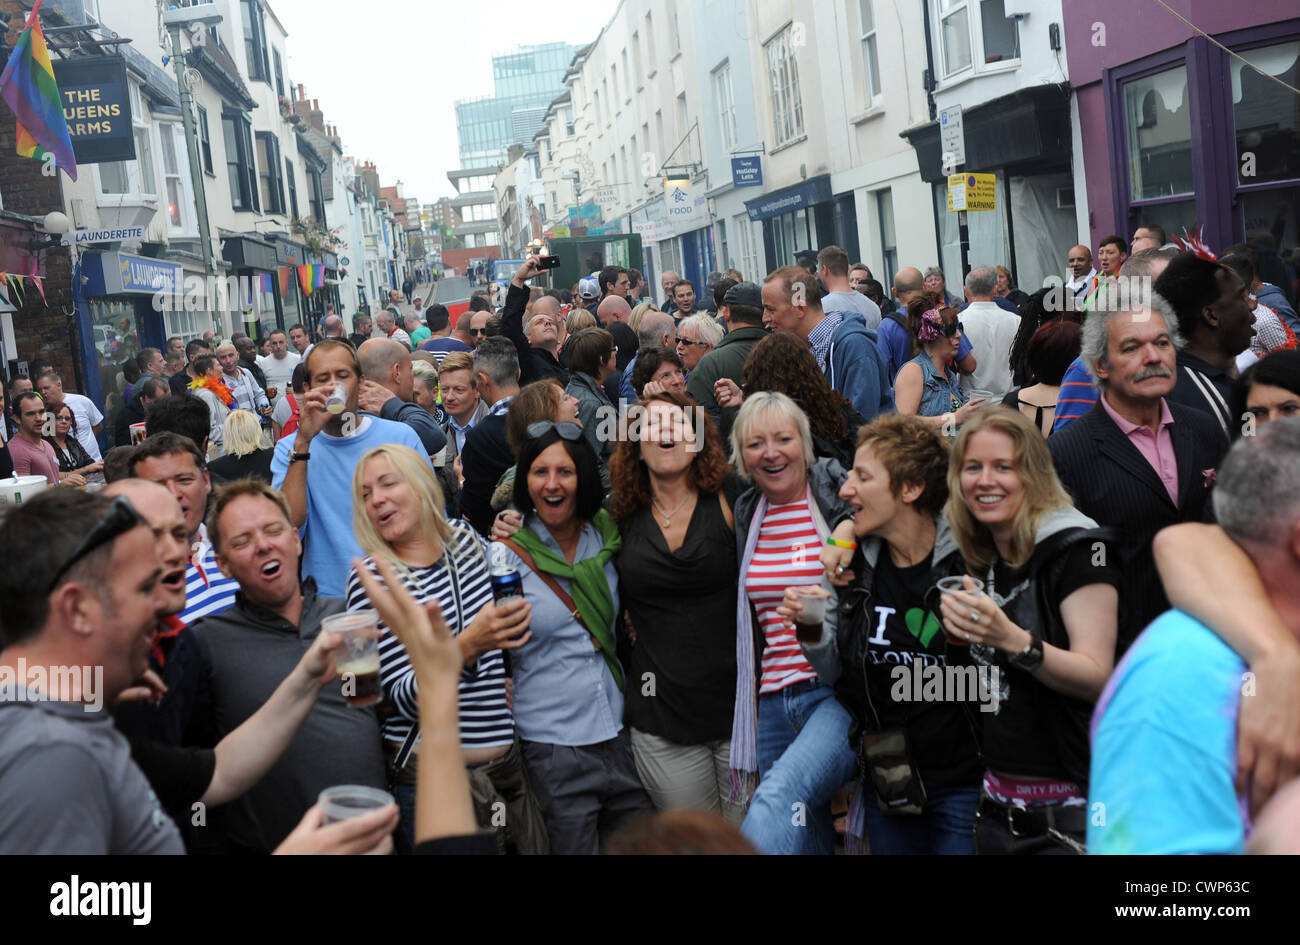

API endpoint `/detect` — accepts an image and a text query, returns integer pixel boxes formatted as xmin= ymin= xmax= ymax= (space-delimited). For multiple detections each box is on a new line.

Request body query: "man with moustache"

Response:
xmin=1048 ymin=282 xmax=1228 ymax=655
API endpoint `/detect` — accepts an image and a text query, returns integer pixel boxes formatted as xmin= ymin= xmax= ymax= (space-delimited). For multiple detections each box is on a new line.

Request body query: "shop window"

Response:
xmin=1233 ymin=41 xmax=1300 ymax=185
xmin=1124 ymin=66 xmax=1194 ymax=200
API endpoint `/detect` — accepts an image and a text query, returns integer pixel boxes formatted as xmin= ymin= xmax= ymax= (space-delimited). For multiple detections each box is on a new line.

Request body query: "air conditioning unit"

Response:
xmin=1056 ymin=186 xmax=1075 ymax=210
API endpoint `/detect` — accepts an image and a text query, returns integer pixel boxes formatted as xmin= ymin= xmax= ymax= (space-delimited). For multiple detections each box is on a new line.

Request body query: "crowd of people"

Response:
xmin=4 ymin=226 xmax=1300 ymax=856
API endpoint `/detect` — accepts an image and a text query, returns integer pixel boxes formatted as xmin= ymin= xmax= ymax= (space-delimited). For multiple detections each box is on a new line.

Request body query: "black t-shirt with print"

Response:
xmin=863 ymin=550 xmax=983 ymax=787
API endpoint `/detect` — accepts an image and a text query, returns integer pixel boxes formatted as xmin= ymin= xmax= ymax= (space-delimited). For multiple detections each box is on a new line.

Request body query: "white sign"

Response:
xmin=664 ymin=178 xmax=697 ymax=223
xmin=73 ymin=226 xmax=145 ymax=245
xmin=594 ymin=186 xmax=618 ymax=206
xmin=939 ymin=105 xmax=965 ymax=171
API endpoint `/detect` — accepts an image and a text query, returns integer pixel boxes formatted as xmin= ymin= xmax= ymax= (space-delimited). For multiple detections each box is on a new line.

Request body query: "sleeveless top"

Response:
xmin=910 ymin=352 xmax=964 ymax=418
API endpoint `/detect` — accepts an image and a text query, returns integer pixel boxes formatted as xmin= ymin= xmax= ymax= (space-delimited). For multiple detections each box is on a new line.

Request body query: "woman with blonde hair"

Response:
xmin=207 ymin=408 xmax=274 ymax=482
xmin=938 ymin=407 xmax=1119 ymax=854
xmin=344 ymin=443 xmax=548 ymax=853
xmin=565 ymin=307 xmax=597 ymax=336
xmin=629 ymin=300 xmax=659 ymax=337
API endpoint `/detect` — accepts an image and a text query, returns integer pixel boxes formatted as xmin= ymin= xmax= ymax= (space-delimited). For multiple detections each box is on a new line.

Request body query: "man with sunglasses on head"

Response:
xmin=0 ymin=491 xmax=184 ymax=853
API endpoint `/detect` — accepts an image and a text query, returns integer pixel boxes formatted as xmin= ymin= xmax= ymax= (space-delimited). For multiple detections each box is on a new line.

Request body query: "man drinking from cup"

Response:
xmin=186 ymin=479 xmax=385 ymax=853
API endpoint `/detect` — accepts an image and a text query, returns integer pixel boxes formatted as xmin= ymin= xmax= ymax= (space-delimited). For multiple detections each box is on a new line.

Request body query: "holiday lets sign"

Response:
xmin=51 ymin=56 xmax=134 ymax=164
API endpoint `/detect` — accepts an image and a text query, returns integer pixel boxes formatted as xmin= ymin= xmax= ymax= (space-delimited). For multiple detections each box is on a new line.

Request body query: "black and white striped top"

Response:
xmin=344 ymin=521 xmax=513 ymax=749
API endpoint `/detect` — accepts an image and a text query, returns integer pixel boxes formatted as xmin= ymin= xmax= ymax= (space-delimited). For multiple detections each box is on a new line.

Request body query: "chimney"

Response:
xmin=297 ymin=83 xmax=305 ymax=101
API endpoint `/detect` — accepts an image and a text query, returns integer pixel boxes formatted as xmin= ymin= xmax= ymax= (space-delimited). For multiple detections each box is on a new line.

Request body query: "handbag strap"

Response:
xmin=498 ymin=538 xmax=604 ymax=656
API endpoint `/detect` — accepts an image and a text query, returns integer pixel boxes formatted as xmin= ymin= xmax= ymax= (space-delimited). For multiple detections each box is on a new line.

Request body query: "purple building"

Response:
xmin=1065 ymin=2 xmax=1299 ymax=274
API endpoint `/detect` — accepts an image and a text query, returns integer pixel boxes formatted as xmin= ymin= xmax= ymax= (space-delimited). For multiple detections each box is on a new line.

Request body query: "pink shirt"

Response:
xmin=8 ymin=435 xmax=60 ymax=485
xmin=1100 ymin=394 xmax=1178 ymax=505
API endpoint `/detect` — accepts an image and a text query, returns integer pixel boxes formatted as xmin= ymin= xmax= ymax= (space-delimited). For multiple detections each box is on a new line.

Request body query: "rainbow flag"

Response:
xmin=0 ymin=0 xmax=77 ymax=180
xmin=297 ymin=264 xmax=313 ymax=296
xmin=259 ymin=272 xmax=272 ymax=295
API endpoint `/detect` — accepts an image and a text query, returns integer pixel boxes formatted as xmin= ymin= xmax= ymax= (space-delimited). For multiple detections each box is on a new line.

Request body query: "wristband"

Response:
xmin=825 ymin=536 xmax=857 ymax=550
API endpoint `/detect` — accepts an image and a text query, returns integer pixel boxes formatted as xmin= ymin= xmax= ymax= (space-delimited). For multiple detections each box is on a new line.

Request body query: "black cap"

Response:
xmin=723 ymin=281 xmax=762 ymax=309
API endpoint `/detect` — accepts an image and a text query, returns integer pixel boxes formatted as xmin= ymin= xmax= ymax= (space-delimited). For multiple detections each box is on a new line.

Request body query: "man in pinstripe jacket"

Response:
xmin=1048 ymin=285 xmax=1228 ymax=656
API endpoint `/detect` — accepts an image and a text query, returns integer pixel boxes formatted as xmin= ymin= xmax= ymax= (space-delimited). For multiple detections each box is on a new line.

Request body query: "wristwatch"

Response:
xmin=289 ymin=450 xmax=311 ymax=464
xmin=1009 ymin=632 xmax=1044 ymax=672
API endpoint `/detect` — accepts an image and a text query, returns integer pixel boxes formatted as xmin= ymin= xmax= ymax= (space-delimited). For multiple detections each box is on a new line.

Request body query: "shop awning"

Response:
xmin=900 ymin=83 xmax=1073 ymax=183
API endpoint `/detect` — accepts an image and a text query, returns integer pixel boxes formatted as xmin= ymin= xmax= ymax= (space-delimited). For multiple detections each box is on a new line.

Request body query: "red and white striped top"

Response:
xmin=745 ymin=498 xmax=823 ymax=694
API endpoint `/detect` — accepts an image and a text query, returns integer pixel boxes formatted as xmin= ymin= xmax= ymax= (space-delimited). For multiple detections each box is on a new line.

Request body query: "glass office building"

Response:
xmin=455 ymin=42 xmax=580 ymax=169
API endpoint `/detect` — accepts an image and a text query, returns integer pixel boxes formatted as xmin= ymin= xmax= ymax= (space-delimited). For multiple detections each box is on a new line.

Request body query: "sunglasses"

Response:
xmin=470 ymin=328 xmax=488 ymax=336
xmin=939 ymin=321 xmax=964 ymax=338
xmin=47 ymin=496 xmax=142 ymax=594
xmin=526 ymin=420 xmax=583 ymax=442
xmin=675 ymin=336 xmax=709 ymax=347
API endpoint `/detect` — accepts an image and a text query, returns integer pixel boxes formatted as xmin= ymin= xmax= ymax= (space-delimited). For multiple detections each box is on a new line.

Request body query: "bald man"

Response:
xmin=103 ymin=478 xmax=199 ymax=746
xmin=877 ymin=265 xmax=976 ymax=381
xmin=216 ymin=341 xmax=271 ymax=417
xmin=1066 ymin=244 xmax=1096 ymax=298
xmin=356 ymin=338 xmax=446 ymax=456
xmin=503 ymin=257 xmax=570 ymax=385
xmin=321 ymin=315 xmax=346 ymax=340
xmin=596 ymin=294 xmax=639 ymax=374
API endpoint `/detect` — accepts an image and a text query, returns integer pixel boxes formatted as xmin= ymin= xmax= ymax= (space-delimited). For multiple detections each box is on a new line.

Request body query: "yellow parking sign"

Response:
xmin=947 ymin=173 xmax=997 ymax=212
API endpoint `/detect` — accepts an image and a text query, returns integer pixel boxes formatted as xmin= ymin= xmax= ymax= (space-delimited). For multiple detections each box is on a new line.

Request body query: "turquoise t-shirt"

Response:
xmin=1088 ymin=610 xmax=1248 ymax=854
xmin=272 ymin=416 xmax=431 ymax=598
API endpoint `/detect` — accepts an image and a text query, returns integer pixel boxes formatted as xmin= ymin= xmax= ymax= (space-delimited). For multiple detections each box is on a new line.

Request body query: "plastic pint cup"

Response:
xmin=324 ymin=611 xmax=381 ymax=707
xmin=937 ymin=576 xmax=985 ymax=646
xmin=318 ymin=785 xmax=395 ymax=824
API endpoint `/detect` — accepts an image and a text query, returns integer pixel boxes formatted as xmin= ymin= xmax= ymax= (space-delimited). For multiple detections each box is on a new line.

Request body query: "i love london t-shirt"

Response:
xmin=865 ymin=551 xmax=982 ymax=787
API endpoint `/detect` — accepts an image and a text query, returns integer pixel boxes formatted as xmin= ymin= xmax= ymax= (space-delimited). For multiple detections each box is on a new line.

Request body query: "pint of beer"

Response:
xmin=322 ymin=611 xmax=382 ymax=707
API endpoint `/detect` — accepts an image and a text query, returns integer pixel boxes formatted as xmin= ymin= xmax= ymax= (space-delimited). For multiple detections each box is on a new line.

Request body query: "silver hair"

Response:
xmin=410 ymin=358 xmax=438 ymax=389
xmin=1214 ymin=417 xmax=1300 ymax=547
xmin=729 ymin=391 xmax=815 ymax=480
xmin=923 ymin=266 xmax=945 ymax=280
xmin=677 ymin=313 xmax=723 ymax=347
xmin=964 ymin=265 xmax=998 ymax=298
xmin=1080 ymin=286 xmax=1183 ymax=390
xmin=638 ymin=311 xmax=675 ymax=347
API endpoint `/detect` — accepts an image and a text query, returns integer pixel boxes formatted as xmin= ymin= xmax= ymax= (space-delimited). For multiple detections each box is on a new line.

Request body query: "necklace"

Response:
xmin=651 ymin=492 xmax=692 ymax=527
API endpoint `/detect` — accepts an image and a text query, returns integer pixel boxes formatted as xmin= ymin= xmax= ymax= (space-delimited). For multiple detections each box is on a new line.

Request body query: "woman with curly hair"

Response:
xmin=895 ymin=297 xmax=986 ymax=429
xmin=715 ymin=332 xmax=866 ymax=463
xmin=608 ymin=389 xmax=744 ymax=822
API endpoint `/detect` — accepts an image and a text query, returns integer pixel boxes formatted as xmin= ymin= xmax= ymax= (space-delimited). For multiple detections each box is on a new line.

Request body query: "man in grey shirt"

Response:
xmin=189 ymin=479 xmax=386 ymax=853
xmin=817 ymin=245 xmax=882 ymax=330
xmin=0 ymin=490 xmax=184 ymax=854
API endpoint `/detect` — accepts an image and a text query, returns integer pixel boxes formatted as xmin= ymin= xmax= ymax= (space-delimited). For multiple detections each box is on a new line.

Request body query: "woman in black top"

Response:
xmin=206 ymin=409 xmax=274 ymax=483
xmin=940 ymin=408 xmax=1119 ymax=854
xmin=609 ymin=389 xmax=743 ymax=823
xmin=45 ymin=404 xmax=102 ymax=480
xmin=1000 ymin=320 xmax=1081 ymax=438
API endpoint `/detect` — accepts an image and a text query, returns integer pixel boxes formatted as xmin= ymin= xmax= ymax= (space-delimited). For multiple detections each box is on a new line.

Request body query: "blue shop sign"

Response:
xmin=731 ymin=156 xmax=763 ymax=188
xmin=744 ymin=174 xmax=834 ymax=222
xmin=83 ymin=252 xmax=184 ymax=297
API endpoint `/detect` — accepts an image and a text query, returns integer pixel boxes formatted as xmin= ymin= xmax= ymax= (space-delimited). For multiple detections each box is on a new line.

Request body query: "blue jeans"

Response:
xmin=862 ymin=782 xmax=979 ymax=854
xmin=742 ymin=679 xmax=858 ymax=855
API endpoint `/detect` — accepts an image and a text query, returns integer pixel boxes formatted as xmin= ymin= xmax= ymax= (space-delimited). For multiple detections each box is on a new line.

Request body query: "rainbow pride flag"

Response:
xmin=0 ymin=0 xmax=77 ymax=180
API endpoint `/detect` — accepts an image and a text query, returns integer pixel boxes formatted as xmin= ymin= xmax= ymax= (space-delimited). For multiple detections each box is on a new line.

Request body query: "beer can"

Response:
xmin=490 ymin=566 xmax=523 ymax=602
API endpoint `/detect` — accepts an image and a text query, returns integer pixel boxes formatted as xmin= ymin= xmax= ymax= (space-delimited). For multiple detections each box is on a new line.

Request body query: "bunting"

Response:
xmin=297 ymin=264 xmax=313 ymax=296
xmin=259 ymin=272 xmax=272 ymax=295
xmin=277 ymin=266 xmax=291 ymax=297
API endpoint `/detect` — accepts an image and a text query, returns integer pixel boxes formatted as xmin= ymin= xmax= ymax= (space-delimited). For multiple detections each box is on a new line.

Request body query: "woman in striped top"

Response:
xmin=728 ymin=392 xmax=862 ymax=854
xmin=345 ymin=444 xmax=547 ymax=853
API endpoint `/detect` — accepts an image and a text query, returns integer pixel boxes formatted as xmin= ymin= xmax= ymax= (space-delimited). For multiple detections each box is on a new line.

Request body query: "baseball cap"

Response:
xmin=579 ymin=277 xmax=600 ymax=301
xmin=723 ymin=281 xmax=762 ymax=309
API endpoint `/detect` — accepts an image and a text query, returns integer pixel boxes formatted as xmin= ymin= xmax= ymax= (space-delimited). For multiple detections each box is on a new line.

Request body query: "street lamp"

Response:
xmin=162 ymin=4 xmax=223 ymax=336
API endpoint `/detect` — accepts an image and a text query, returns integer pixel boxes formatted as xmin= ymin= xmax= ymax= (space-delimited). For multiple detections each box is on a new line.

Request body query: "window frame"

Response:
xmin=222 ymin=111 xmax=259 ymax=212
xmin=241 ymin=0 xmax=271 ymax=84
xmin=713 ymin=59 xmax=738 ymax=154
xmin=764 ymin=23 xmax=805 ymax=146
xmin=859 ymin=0 xmax=883 ymax=107
xmin=256 ymin=131 xmax=286 ymax=214
xmin=197 ymin=105 xmax=214 ymax=175
xmin=933 ymin=0 xmax=1021 ymax=83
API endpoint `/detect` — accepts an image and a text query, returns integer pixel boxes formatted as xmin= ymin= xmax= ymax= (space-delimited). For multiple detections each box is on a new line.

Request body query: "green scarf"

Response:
xmin=510 ymin=508 xmax=624 ymax=687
